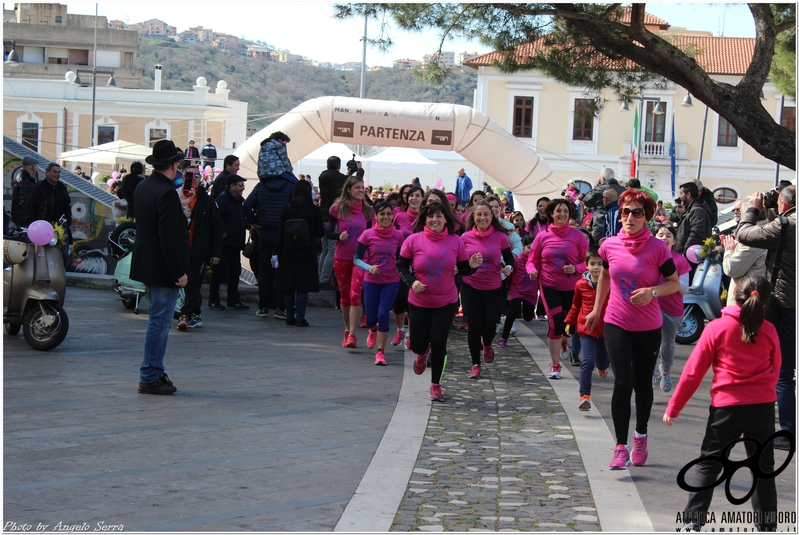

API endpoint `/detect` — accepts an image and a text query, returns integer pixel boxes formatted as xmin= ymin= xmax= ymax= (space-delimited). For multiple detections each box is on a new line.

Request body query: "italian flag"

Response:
xmin=630 ymin=107 xmax=639 ymax=178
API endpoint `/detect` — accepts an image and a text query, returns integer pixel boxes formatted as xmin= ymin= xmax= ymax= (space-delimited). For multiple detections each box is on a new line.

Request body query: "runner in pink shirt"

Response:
xmin=526 ymin=198 xmax=588 ymax=379
xmin=355 ymin=201 xmax=405 ymax=365
xmin=584 ymin=189 xmax=680 ymax=471
xmin=526 ymin=196 xmax=551 ymax=321
xmin=390 ymin=185 xmax=424 ymax=349
xmin=460 ymin=201 xmax=514 ymax=379
xmin=328 ymin=176 xmax=373 ymax=349
xmin=498 ymin=233 xmax=538 ymax=347
xmin=652 ymin=224 xmax=692 ymax=393
xmin=398 ymin=201 xmax=482 ymax=402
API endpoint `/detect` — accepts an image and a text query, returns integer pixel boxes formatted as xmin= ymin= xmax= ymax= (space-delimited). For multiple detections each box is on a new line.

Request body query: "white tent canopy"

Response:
xmin=58 ymin=140 xmax=152 ymax=165
xmin=295 ymin=142 xmax=355 ymax=168
xmin=363 ymin=147 xmax=438 ymax=171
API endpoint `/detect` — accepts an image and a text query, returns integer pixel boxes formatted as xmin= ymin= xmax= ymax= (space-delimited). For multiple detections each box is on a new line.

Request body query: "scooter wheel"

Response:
xmin=676 ymin=306 xmax=704 ymax=345
xmin=5 ymin=323 xmax=20 ymax=336
xmin=121 ymin=296 xmax=136 ymax=310
xmin=22 ymin=303 xmax=69 ymax=351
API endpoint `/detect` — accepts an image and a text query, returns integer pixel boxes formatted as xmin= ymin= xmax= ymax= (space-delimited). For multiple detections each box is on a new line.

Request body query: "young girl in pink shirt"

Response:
xmin=664 ymin=275 xmax=781 ymax=533
xmin=355 ymin=201 xmax=405 ymax=365
xmin=328 ymin=176 xmax=373 ymax=349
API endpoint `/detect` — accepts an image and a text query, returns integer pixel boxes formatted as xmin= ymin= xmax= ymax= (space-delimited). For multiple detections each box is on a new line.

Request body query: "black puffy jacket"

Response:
xmin=242 ymin=176 xmax=295 ymax=243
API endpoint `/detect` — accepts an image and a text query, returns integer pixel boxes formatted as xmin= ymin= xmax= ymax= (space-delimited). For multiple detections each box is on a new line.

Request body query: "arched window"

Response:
xmin=574 ymin=180 xmax=592 ymax=195
xmin=713 ymin=187 xmax=738 ymax=204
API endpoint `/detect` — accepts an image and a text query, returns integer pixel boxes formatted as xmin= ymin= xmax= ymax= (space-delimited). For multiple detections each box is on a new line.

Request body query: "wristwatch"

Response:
xmin=651 ymin=288 xmax=659 ymax=298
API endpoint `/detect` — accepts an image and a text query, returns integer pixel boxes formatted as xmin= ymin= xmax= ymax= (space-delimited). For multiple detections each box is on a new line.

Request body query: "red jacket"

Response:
xmin=564 ymin=275 xmax=609 ymax=338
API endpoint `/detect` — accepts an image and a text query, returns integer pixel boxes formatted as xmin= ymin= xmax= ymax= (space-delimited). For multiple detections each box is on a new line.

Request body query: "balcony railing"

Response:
xmin=624 ymin=141 xmax=687 ymax=159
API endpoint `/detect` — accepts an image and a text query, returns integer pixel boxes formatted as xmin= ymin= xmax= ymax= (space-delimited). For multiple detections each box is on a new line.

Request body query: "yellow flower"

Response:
xmin=53 ymin=223 xmax=67 ymax=246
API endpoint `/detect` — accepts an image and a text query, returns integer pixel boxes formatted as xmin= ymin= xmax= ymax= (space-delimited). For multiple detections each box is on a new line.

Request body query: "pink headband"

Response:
xmin=445 ymin=193 xmax=457 ymax=202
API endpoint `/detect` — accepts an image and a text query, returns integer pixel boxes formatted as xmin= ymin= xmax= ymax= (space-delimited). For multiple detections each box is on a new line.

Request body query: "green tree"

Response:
xmin=770 ymin=4 xmax=796 ymax=98
xmin=335 ymin=3 xmax=796 ymax=170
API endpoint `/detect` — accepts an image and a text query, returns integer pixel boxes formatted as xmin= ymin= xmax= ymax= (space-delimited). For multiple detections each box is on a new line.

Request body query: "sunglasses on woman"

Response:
xmin=621 ymin=207 xmax=646 ymax=219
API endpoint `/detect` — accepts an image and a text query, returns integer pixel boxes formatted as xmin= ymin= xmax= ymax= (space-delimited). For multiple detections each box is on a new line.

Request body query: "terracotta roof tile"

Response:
xmin=465 ymin=34 xmax=755 ymax=75
xmin=617 ymin=6 xmax=670 ymax=28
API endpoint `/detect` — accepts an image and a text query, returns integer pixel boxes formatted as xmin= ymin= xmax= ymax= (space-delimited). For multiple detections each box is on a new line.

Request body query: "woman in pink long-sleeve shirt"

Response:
xmin=526 ymin=198 xmax=588 ymax=380
xmin=664 ymin=275 xmax=781 ymax=533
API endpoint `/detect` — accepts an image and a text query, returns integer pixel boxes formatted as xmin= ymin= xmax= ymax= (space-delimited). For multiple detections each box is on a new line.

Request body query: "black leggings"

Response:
xmin=392 ymin=280 xmax=409 ymax=315
xmin=540 ymin=286 xmax=574 ymax=340
xmin=460 ymin=282 xmax=503 ymax=365
xmin=501 ymin=297 xmax=535 ymax=339
xmin=408 ymin=302 xmax=458 ymax=384
xmin=604 ymin=323 xmax=661 ymax=444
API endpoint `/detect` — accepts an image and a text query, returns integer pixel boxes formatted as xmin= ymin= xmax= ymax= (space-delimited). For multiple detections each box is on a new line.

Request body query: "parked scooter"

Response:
xmin=107 ymin=222 xmax=184 ymax=317
xmin=676 ymin=245 xmax=723 ymax=344
xmin=3 ymin=218 xmax=70 ymax=350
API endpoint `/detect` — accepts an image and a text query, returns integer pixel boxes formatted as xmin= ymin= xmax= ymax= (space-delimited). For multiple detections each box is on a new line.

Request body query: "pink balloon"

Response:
xmin=434 ymin=179 xmax=443 ymax=189
xmin=28 ymin=220 xmax=54 ymax=246
xmin=686 ymin=244 xmax=703 ymax=264
xmin=112 ymin=171 xmax=119 ymax=179
xmin=214 ymin=167 xmax=222 ymax=174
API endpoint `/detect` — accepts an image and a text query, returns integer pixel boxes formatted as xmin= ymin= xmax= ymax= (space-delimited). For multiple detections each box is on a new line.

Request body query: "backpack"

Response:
xmin=284 ymin=209 xmax=309 ymax=250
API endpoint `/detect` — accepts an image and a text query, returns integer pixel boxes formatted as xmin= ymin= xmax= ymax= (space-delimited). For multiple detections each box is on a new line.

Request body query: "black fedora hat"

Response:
xmin=145 ymin=140 xmax=185 ymax=166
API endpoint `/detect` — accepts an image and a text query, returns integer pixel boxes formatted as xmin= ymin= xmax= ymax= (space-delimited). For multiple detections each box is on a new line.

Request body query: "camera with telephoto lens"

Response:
xmin=346 ymin=154 xmax=358 ymax=173
xmin=762 ymin=188 xmax=779 ymax=210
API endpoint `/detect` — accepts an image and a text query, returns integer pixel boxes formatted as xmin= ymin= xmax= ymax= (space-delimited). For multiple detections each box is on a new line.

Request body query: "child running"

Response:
xmin=664 ymin=274 xmax=781 ymax=533
xmin=564 ymin=245 xmax=610 ymax=411
xmin=354 ymin=201 xmax=405 ymax=365
xmin=652 ymin=224 xmax=692 ymax=392
xmin=498 ymin=234 xmax=537 ymax=348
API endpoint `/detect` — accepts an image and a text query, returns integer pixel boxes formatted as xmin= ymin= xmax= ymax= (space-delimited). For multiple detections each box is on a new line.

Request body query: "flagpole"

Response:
xmin=636 ymin=97 xmax=644 ymax=181
xmin=670 ymin=112 xmax=676 ymax=198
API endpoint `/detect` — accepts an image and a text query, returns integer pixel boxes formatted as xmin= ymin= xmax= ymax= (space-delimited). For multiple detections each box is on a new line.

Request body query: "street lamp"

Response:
xmin=5 ymin=41 xmax=20 ymax=66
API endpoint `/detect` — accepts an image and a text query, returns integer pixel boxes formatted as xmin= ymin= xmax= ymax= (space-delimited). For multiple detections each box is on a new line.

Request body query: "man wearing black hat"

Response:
xmin=209 ymin=174 xmax=249 ymax=310
xmin=132 ymin=140 xmax=190 ymax=395
xmin=11 ymin=156 xmax=38 ymax=227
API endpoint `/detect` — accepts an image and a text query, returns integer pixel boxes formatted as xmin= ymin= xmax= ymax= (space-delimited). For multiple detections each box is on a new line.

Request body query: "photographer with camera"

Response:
xmin=736 ymin=185 xmax=795 ymax=451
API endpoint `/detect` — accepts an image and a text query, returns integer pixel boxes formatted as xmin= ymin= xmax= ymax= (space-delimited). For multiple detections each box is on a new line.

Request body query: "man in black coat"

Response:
xmin=317 ymin=156 xmax=351 ymax=288
xmin=176 ymin=162 xmax=224 ymax=330
xmin=131 ymin=140 xmax=190 ymax=395
xmin=210 ymin=155 xmax=241 ymax=199
xmin=25 ymin=162 xmax=73 ymax=264
xmin=119 ymin=161 xmax=145 ymax=219
xmin=675 ymin=181 xmax=712 ymax=254
xmin=12 ymin=157 xmax=38 ymax=227
xmin=209 ymin=174 xmax=249 ymax=310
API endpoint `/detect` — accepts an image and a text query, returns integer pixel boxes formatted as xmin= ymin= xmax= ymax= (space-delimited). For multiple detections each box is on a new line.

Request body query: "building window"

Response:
xmin=48 ymin=57 xmax=68 ymax=64
xmin=781 ymin=106 xmax=796 ymax=133
xmin=717 ymin=116 xmax=738 ymax=147
xmin=574 ymin=180 xmax=592 ymax=195
xmin=55 ymin=15 xmax=62 ymax=23
xmin=572 ymin=99 xmax=594 ymax=141
xmin=645 ymin=101 xmax=667 ymax=143
xmin=21 ymin=122 xmax=39 ymax=151
xmin=97 ymin=126 xmax=115 ymax=145
xmin=513 ymin=96 xmax=534 ymax=138
xmin=148 ymin=128 xmax=167 ymax=147
xmin=713 ymin=187 xmax=738 ymax=204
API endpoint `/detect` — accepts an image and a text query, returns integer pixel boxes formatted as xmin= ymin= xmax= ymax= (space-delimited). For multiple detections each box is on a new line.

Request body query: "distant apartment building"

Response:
xmin=422 ymin=51 xmax=455 ymax=68
xmin=3 ymin=3 xmax=141 ymax=88
xmin=212 ymin=34 xmax=239 ymax=50
xmin=107 ymin=19 xmax=125 ymax=31
xmin=339 ymin=61 xmax=364 ymax=71
xmin=456 ymin=52 xmax=479 ymax=66
xmin=275 ymin=51 xmax=305 ymax=63
xmin=141 ymin=18 xmax=176 ymax=38
xmin=188 ymin=26 xmax=214 ymax=43
xmin=177 ymin=31 xmax=197 ymax=45
xmin=393 ymin=58 xmax=422 ymax=70
xmin=247 ymin=45 xmax=274 ymax=59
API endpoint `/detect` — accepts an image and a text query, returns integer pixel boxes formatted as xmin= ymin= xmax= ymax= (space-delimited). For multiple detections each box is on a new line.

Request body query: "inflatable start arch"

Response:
xmin=235 ymin=96 xmax=556 ymax=217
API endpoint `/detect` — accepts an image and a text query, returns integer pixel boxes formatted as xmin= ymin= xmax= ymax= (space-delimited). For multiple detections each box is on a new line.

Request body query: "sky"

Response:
xmin=60 ymin=2 xmax=758 ymax=68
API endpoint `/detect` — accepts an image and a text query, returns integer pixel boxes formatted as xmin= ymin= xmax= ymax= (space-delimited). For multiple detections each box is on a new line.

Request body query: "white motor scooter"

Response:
xmin=676 ymin=246 xmax=723 ymax=345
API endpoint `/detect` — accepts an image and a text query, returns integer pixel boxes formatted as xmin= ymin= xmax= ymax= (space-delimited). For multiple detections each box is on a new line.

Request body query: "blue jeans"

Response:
xmin=579 ymin=335 xmax=609 ymax=396
xmin=572 ymin=332 xmax=581 ymax=356
xmin=284 ymin=292 xmax=309 ymax=321
xmin=140 ymin=285 xmax=180 ymax=383
xmin=775 ymin=308 xmax=795 ymax=435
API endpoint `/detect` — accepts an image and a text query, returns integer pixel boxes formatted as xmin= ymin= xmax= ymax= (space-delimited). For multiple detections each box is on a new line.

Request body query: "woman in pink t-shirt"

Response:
xmin=398 ymin=202 xmax=482 ymax=402
xmin=652 ymin=224 xmax=692 ymax=393
xmin=584 ymin=189 xmax=680 ymax=471
xmin=461 ymin=201 xmax=514 ymax=379
xmin=526 ymin=197 xmax=551 ymax=321
xmin=328 ymin=176 xmax=373 ymax=349
xmin=355 ymin=201 xmax=405 ymax=365
xmin=526 ymin=198 xmax=589 ymax=379
xmin=390 ymin=185 xmax=424 ymax=349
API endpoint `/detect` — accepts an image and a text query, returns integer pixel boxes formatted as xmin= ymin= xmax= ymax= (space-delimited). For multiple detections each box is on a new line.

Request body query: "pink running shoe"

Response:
xmin=430 ymin=383 xmax=444 ymax=402
xmin=469 ymin=364 xmax=481 ymax=379
xmin=391 ymin=330 xmax=405 ymax=346
xmin=342 ymin=330 xmax=350 ymax=348
xmin=413 ymin=354 xmax=426 ymax=375
xmin=483 ymin=344 xmax=495 ymax=363
xmin=609 ymin=444 xmax=630 ymax=470
xmin=345 ymin=332 xmax=357 ymax=349
xmin=374 ymin=350 xmax=386 ymax=366
xmin=405 ymin=334 xmax=412 ymax=350
xmin=367 ymin=328 xmax=377 ymax=349
xmin=631 ymin=434 xmax=648 ymax=466
xmin=497 ymin=338 xmax=507 ymax=348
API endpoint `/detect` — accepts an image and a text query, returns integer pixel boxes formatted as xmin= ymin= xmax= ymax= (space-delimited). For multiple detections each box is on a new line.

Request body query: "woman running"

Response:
xmin=391 ymin=185 xmax=424 ymax=348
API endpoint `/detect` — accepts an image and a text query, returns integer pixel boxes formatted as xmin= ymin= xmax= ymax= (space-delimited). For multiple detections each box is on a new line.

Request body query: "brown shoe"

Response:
xmin=138 ymin=373 xmax=177 ymax=395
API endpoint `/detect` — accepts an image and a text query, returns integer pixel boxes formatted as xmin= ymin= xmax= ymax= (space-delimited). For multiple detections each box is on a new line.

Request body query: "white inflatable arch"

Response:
xmin=234 ymin=96 xmax=556 ymax=216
